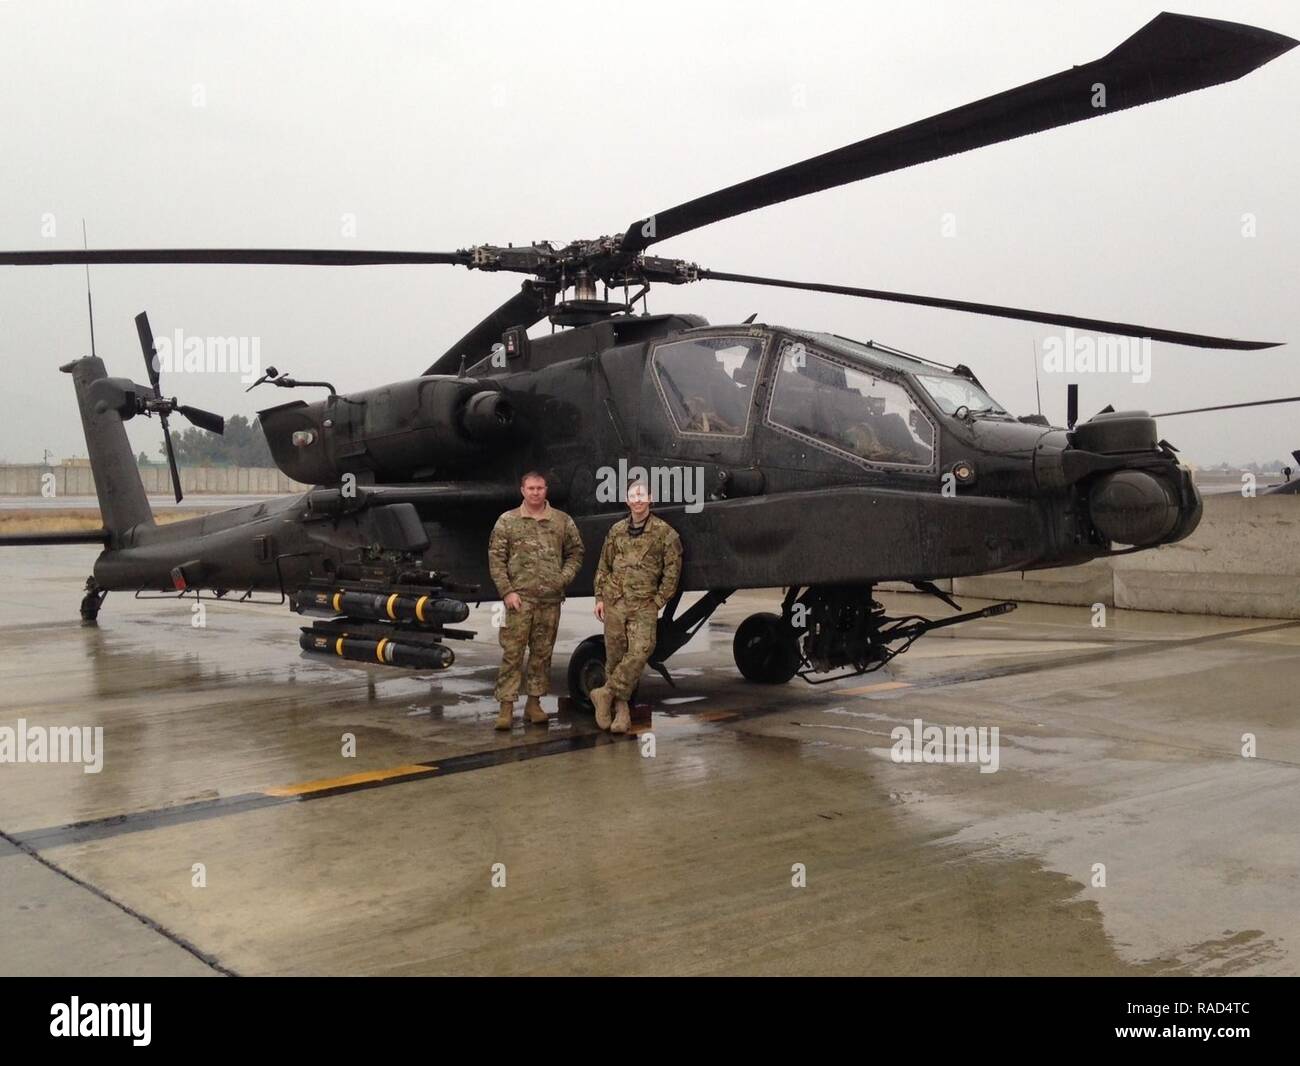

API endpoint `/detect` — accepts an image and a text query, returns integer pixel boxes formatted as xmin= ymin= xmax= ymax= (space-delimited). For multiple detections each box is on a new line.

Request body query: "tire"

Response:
xmin=733 ymin=612 xmax=801 ymax=684
xmin=567 ymin=635 xmax=607 ymax=710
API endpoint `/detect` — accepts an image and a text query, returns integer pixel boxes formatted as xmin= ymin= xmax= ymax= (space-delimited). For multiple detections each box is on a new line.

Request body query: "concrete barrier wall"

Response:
xmin=951 ymin=494 xmax=1300 ymax=619
xmin=0 ymin=464 xmax=307 ymax=496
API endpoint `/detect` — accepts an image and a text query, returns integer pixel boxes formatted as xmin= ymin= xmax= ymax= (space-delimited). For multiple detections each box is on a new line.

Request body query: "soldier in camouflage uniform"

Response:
xmin=590 ymin=482 xmax=683 ymax=733
xmin=488 ymin=472 xmax=585 ymax=730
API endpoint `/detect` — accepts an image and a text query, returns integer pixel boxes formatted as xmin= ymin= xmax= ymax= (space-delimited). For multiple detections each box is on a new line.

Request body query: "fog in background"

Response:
xmin=1 ymin=0 xmax=1296 ymax=468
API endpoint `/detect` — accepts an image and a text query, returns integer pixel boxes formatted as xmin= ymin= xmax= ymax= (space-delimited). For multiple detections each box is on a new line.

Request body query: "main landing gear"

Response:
xmin=566 ymin=589 xmax=734 ymax=708
xmin=567 ymin=635 xmax=609 ymax=708
xmin=735 ymin=584 xmax=1016 ymax=685
xmin=566 ymin=583 xmax=1016 ymax=704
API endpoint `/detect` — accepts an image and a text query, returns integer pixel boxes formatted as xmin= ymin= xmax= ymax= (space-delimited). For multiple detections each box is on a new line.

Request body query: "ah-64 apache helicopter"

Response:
xmin=2 ymin=12 xmax=1296 ymax=705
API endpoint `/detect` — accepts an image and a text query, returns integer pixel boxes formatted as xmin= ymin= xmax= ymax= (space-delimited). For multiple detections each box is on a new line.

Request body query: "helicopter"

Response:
xmin=1 ymin=11 xmax=1296 ymax=706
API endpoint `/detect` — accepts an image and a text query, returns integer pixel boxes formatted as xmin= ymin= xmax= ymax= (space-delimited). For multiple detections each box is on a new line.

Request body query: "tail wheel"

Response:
xmin=79 ymin=578 xmax=106 ymax=623
xmin=733 ymin=612 xmax=801 ymax=684
xmin=567 ymin=635 xmax=607 ymax=710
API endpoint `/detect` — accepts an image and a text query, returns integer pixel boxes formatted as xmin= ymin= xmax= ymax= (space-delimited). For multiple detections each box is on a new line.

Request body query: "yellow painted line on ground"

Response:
xmin=838 ymin=680 xmax=913 ymax=696
xmin=262 ymin=763 xmax=435 ymax=797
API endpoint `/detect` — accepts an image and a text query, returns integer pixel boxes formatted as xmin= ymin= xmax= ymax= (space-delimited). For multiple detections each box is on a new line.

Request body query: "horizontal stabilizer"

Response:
xmin=0 ymin=529 xmax=111 ymax=547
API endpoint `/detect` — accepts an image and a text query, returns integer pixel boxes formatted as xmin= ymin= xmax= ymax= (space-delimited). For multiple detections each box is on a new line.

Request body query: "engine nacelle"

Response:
xmin=259 ymin=376 xmax=519 ymax=484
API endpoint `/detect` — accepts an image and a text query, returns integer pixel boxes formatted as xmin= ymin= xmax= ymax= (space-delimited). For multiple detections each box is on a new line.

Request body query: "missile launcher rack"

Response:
xmin=292 ymin=567 xmax=477 ymax=672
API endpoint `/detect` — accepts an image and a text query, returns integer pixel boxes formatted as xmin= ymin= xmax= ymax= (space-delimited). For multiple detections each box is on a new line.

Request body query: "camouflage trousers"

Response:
xmin=495 ymin=599 xmax=562 ymax=702
xmin=603 ymin=599 xmax=659 ymax=700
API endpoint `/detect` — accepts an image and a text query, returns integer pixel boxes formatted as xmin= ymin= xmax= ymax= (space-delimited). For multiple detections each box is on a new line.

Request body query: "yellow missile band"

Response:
xmin=376 ymin=638 xmax=389 ymax=663
xmin=333 ymin=591 xmax=343 ymax=613
xmin=335 ymin=637 xmax=345 ymax=656
xmin=386 ymin=593 xmax=399 ymax=620
xmin=416 ymin=595 xmax=429 ymax=622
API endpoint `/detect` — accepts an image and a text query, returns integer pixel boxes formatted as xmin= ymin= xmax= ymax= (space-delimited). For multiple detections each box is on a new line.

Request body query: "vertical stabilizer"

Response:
xmin=61 ymin=356 xmax=154 ymax=541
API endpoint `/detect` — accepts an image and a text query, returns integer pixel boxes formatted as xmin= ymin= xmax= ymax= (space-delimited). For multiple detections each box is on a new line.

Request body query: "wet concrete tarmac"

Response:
xmin=1 ymin=546 xmax=1297 ymax=975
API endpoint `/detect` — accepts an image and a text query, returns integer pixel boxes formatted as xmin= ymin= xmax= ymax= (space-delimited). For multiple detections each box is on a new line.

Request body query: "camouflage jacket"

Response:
xmin=594 ymin=513 xmax=683 ymax=609
xmin=488 ymin=504 xmax=585 ymax=604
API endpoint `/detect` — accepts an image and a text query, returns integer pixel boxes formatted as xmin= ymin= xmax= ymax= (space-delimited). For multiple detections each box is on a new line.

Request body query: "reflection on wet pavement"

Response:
xmin=1 ymin=546 xmax=1297 ymax=975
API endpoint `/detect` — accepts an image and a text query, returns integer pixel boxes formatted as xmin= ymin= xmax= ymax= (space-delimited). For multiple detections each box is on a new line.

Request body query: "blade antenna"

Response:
xmin=1032 ymin=338 xmax=1043 ymax=417
xmin=81 ymin=220 xmax=96 ymax=357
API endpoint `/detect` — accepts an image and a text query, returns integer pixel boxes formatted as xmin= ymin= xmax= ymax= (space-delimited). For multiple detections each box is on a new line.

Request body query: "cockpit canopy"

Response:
xmin=769 ymin=337 xmax=936 ymax=468
xmin=651 ymin=335 xmax=763 ymax=437
xmin=647 ymin=325 xmax=1012 ymax=471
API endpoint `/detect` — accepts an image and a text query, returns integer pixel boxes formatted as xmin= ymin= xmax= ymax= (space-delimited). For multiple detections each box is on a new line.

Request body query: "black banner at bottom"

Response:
xmin=1 ymin=976 xmax=1293 ymax=1051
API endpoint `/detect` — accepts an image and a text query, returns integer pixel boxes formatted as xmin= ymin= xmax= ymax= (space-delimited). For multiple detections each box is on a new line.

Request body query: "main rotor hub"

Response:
xmin=459 ymin=238 xmax=699 ymax=326
xmin=463 ymin=239 xmax=697 ymax=292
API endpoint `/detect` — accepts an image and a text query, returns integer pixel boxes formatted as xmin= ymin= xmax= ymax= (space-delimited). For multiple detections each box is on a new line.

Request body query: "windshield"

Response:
xmin=653 ymin=336 xmax=763 ymax=436
xmin=915 ymin=374 xmax=1008 ymax=417
xmin=770 ymin=344 xmax=935 ymax=467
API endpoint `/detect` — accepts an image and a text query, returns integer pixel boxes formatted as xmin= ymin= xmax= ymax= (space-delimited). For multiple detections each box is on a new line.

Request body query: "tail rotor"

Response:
xmin=133 ymin=311 xmax=225 ymax=502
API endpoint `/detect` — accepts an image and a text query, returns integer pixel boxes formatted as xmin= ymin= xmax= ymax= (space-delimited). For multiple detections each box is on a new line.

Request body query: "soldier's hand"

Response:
xmin=504 ymin=592 xmax=522 ymax=611
xmin=594 ymin=600 xmax=605 ymax=622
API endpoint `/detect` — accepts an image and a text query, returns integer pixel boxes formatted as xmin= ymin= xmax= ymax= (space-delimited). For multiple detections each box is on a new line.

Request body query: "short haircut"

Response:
xmin=520 ymin=471 xmax=547 ymax=486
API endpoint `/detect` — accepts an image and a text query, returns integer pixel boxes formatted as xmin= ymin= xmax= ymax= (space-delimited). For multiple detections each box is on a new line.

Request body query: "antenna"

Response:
xmin=81 ymin=219 xmax=96 ymax=357
xmin=1031 ymin=337 xmax=1042 ymax=416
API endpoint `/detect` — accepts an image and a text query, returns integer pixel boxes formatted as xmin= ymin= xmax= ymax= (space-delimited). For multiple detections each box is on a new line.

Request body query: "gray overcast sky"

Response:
xmin=1 ymin=0 xmax=1296 ymax=467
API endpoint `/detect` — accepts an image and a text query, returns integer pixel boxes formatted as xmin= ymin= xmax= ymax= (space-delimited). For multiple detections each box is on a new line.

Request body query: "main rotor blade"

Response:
xmin=423 ymin=281 xmax=554 ymax=376
xmin=620 ymin=13 xmax=1297 ymax=254
xmin=698 ymin=269 xmax=1281 ymax=350
xmin=0 ymin=249 xmax=472 ymax=267
xmin=1152 ymin=395 xmax=1300 ymax=416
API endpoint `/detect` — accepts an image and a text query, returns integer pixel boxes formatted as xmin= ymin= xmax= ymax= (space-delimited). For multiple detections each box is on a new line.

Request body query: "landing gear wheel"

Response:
xmin=733 ymin=612 xmax=801 ymax=684
xmin=79 ymin=577 xmax=106 ymax=625
xmin=567 ymin=635 xmax=607 ymax=711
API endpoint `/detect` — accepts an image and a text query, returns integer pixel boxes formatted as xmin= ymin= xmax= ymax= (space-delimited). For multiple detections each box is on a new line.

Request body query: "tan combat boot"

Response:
xmin=525 ymin=695 xmax=549 ymax=724
xmin=495 ymin=701 xmax=514 ymax=731
xmin=610 ymin=699 xmax=631 ymax=734
xmin=590 ymin=686 xmax=614 ymax=730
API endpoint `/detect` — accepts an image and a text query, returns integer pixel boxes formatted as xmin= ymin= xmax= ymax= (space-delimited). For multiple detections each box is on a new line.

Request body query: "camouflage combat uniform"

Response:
xmin=488 ymin=503 xmax=584 ymax=702
xmin=594 ymin=513 xmax=683 ymax=700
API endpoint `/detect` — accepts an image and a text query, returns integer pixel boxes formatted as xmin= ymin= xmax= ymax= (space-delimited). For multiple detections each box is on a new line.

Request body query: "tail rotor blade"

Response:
xmin=160 ymin=414 xmax=183 ymax=503
xmin=134 ymin=311 xmax=161 ymax=391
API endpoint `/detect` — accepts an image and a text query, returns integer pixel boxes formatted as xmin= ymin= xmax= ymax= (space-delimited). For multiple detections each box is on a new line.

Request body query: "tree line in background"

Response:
xmin=1204 ymin=460 xmax=1298 ymax=474
xmin=137 ymin=415 xmax=274 ymax=467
